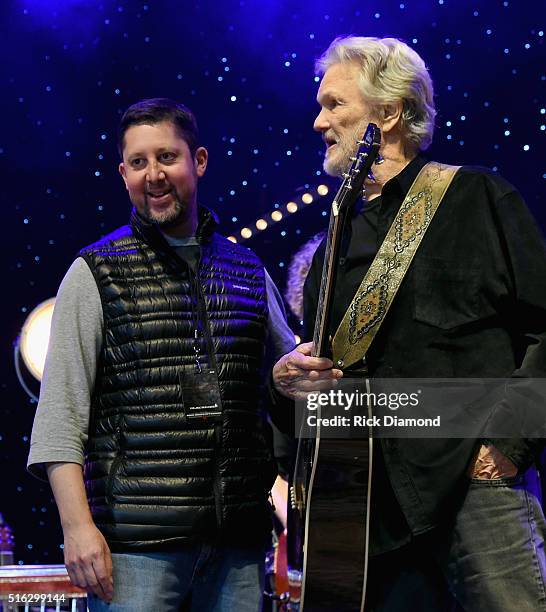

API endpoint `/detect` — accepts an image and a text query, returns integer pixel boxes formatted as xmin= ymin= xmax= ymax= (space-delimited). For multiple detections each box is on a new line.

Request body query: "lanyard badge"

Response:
xmin=180 ymin=329 xmax=223 ymax=424
xmin=179 ymin=255 xmax=223 ymax=425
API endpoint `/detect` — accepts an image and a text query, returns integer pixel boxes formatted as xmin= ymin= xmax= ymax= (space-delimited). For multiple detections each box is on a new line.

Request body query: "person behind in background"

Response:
xmin=28 ymin=98 xmax=295 ymax=612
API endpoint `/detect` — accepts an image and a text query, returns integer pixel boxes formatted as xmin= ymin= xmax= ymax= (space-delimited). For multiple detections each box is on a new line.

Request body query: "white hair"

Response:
xmin=316 ymin=36 xmax=436 ymax=151
xmin=285 ymin=232 xmax=325 ymax=319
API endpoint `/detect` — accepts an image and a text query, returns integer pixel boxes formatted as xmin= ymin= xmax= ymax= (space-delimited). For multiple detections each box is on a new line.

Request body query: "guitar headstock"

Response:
xmin=337 ymin=123 xmax=381 ymax=213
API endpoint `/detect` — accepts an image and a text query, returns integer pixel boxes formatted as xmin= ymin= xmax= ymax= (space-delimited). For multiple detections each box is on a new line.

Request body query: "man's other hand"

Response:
xmin=64 ymin=522 xmax=114 ymax=603
xmin=470 ymin=443 xmax=518 ymax=480
xmin=272 ymin=341 xmax=343 ymax=401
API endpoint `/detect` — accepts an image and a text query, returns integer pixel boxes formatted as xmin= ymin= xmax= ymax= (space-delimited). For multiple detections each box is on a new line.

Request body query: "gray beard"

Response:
xmin=323 ymin=120 xmax=369 ymax=177
xmin=323 ymin=149 xmax=350 ymax=177
xmin=141 ymin=190 xmax=189 ymax=228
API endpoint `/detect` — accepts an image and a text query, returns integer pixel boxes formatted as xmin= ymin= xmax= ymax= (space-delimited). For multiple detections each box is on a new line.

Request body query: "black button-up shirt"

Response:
xmin=302 ymin=156 xmax=546 ymax=552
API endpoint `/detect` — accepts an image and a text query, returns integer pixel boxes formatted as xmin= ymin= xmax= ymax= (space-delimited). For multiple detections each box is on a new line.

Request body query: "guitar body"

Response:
xmin=287 ymin=123 xmax=381 ymax=611
xmin=302 ymin=437 xmax=371 ymax=611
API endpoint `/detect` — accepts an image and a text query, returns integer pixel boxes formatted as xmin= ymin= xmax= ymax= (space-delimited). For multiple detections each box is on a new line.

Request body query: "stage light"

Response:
xmin=227 ymin=235 xmax=237 ymax=243
xmin=256 ymin=219 xmax=268 ymax=230
xmin=241 ymin=227 xmax=253 ymax=238
xmin=302 ymin=193 xmax=313 ymax=204
xmin=271 ymin=211 xmax=283 ymax=221
xmin=18 ymin=298 xmax=55 ymax=381
xmin=14 ymin=298 xmax=56 ymax=402
xmin=286 ymin=202 xmax=298 ymax=213
xmin=317 ymin=184 xmax=329 ymax=196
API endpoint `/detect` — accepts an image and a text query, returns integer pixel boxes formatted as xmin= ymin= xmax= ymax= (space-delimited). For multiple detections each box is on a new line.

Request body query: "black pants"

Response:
xmin=366 ymin=535 xmax=460 ymax=612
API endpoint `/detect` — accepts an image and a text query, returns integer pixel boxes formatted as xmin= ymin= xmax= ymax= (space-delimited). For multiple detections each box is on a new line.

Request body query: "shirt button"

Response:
xmin=339 ymin=257 xmax=346 ymax=266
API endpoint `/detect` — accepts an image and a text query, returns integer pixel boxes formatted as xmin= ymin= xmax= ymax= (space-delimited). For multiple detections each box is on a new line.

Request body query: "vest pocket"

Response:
xmin=106 ymin=425 xmax=123 ymax=503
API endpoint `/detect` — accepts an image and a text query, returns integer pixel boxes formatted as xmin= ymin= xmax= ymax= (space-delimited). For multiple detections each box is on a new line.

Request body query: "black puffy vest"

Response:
xmin=79 ymin=208 xmax=276 ymax=551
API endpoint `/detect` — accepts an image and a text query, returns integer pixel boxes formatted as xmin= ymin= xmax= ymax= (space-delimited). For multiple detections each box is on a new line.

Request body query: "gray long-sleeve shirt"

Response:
xmin=28 ymin=242 xmax=295 ymax=480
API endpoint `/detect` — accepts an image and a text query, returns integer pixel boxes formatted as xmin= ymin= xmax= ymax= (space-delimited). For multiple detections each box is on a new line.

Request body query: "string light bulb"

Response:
xmin=317 ymin=184 xmax=329 ymax=196
xmin=231 ymin=181 xmax=331 ymax=241
xmin=286 ymin=202 xmax=298 ymax=213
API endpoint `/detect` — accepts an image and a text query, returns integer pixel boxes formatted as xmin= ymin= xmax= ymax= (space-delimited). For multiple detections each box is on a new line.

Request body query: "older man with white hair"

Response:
xmin=274 ymin=36 xmax=546 ymax=611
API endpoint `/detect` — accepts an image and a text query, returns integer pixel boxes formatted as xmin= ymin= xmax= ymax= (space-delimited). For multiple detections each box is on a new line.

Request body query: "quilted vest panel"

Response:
xmin=80 ymin=213 xmax=274 ymax=550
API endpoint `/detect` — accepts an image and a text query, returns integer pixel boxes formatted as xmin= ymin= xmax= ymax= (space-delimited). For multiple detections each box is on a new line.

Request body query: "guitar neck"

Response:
xmin=310 ymin=123 xmax=381 ymax=362
xmin=312 ymin=207 xmax=347 ymax=358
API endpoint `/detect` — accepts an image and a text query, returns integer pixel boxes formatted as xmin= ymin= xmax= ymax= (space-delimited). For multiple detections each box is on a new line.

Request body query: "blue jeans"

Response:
xmin=442 ymin=469 xmax=546 ymax=611
xmin=87 ymin=544 xmax=265 ymax=612
xmin=367 ymin=468 xmax=546 ymax=611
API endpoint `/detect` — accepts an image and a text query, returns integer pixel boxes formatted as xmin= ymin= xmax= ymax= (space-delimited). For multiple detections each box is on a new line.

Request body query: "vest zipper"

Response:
xmin=194 ymin=249 xmax=224 ymax=532
xmin=193 ymin=251 xmax=221 ymax=375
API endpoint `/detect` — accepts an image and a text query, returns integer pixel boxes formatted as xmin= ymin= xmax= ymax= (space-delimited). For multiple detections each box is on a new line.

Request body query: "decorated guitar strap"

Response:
xmin=332 ymin=161 xmax=461 ymax=370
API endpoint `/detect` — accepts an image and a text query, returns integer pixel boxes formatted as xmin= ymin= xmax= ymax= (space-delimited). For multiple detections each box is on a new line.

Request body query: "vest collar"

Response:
xmin=130 ymin=205 xmax=219 ymax=247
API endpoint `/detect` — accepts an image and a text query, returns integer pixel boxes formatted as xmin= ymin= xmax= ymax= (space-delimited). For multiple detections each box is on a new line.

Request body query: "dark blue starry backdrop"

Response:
xmin=2 ymin=0 xmax=544 ymax=564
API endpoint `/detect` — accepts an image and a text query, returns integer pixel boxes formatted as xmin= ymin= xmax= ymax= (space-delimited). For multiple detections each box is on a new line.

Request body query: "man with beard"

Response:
xmin=28 ymin=98 xmax=295 ymax=612
xmin=273 ymin=37 xmax=546 ymax=610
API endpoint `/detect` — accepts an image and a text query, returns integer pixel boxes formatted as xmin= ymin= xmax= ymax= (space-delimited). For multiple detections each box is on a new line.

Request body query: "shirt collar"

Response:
xmin=382 ymin=154 xmax=429 ymax=199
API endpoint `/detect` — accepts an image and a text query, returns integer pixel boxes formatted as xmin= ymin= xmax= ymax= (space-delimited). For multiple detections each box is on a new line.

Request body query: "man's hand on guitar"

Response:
xmin=272 ymin=342 xmax=343 ymax=401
